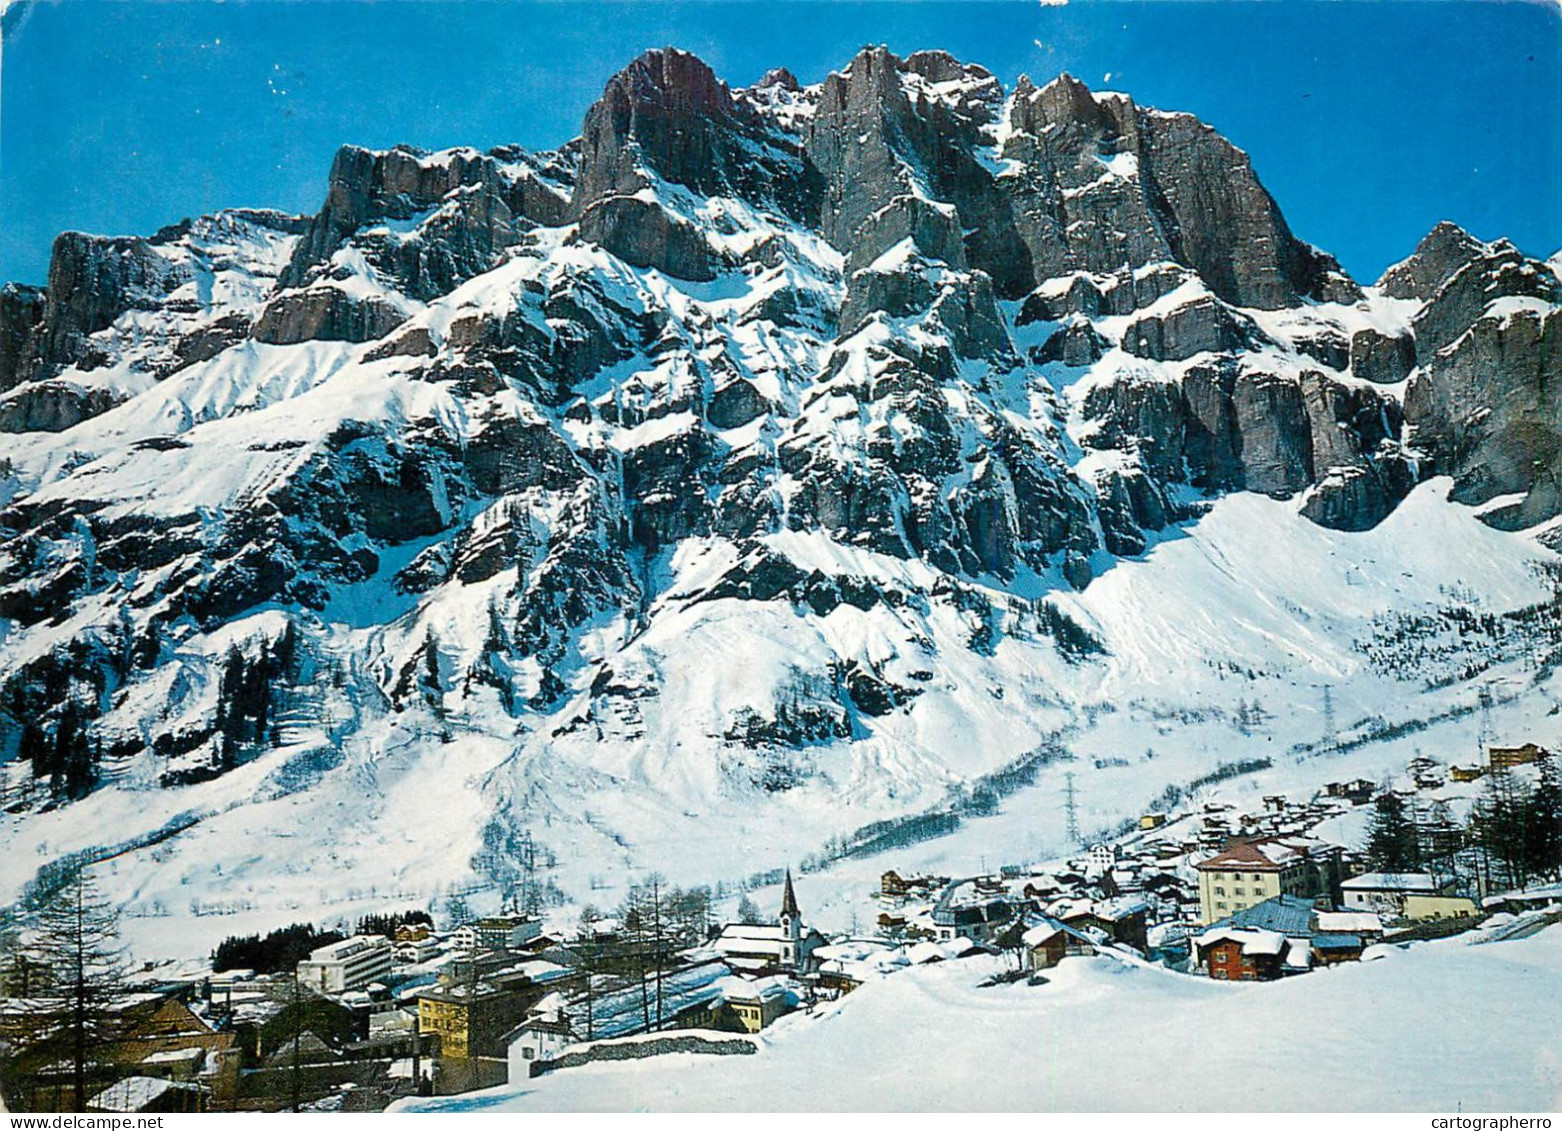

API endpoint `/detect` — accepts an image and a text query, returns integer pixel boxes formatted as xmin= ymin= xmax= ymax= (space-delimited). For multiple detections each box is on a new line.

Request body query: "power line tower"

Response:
xmin=1063 ymin=772 xmax=1080 ymax=846
xmin=1476 ymin=684 xmax=1495 ymax=759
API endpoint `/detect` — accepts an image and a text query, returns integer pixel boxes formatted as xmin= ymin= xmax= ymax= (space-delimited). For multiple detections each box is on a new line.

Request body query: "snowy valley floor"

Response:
xmin=399 ymin=924 xmax=1562 ymax=1113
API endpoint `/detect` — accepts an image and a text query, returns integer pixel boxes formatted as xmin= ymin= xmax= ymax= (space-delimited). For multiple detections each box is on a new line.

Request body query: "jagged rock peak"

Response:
xmin=754 ymin=66 xmax=801 ymax=92
xmin=573 ymin=47 xmax=818 ymax=227
xmin=1012 ymin=71 xmax=1118 ymax=134
xmin=574 ymin=47 xmax=737 ymax=204
xmin=1376 ymin=219 xmax=1487 ymax=300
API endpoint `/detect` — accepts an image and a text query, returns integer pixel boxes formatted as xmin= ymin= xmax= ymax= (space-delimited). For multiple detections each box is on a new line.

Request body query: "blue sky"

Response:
xmin=1 ymin=1 xmax=1558 ymax=285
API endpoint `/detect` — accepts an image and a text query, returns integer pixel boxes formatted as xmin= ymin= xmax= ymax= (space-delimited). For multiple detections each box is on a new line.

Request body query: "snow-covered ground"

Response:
xmin=398 ymin=923 xmax=1562 ymax=1112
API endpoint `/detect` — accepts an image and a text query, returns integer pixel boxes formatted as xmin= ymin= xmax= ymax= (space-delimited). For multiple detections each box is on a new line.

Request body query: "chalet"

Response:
xmin=930 ymin=897 xmax=1013 ymax=944
xmin=504 ymin=994 xmax=573 ymax=1079
xmin=717 ymin=976 xmax=796 ymax=1034
xmin=1194 ymin=927 xmax=1300 ymax=981
xmin=1324 ymin=779 xmax=1377 ymax=805
xmin=395 ymin=936 xmax=440 ymax=965
xmin=880 ymin=870 xmax=910 ymax=899
xmin=1339 ymin=872 xmax=1441 ymax=916
xmin=1314 ymin=910 xmax=1385 ymax=939
xmin=809 ymin=940 xmax=904 ymax=997
xmin=1309 ymin=933 xmax=1366 ymax=965
xmin=1013 ymin=912 xmax=1109 ymax=971
xmin=1021 ymin=878 xmax=1063 ymax=902
xmin=1051 ymin=897 xmax=1151 ymax=953
xmin=1139 ymin=813 xmax=1168 ymax=830
xmin=1449 ymin=765 xmax=1486 ymax=784
xmin=1489 ymin=743 xmax=1549 ymax=770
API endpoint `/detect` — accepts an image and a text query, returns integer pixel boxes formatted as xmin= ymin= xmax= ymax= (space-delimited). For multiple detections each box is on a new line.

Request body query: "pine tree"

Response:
xmin=736 ymin=893 xmax=763 ymax=925
xmin=1365 ymin=793 xmax=1420 ymax=872
xmin=1523 ymin=751 xmax=1562 ymax=883
xmin=1471 ymin=763 xmax=1532 ymax=892
xmin=29 ymin=871 xmax=128 ymax=1111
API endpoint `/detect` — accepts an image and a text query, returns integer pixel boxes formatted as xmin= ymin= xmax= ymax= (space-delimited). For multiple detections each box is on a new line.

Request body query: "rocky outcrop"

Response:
xmin=251 ymin=284 xmax=409 ymax=344
xmin=0 ymin=283 xmax=44 ymax=392
xmin=1409 ymin=241 xmax=1561 ymax=360
xmin=993 ymin=72 xmax=1358 ymax=309
xmin=280 ymin=144 xmax=568 ymax=298
xmin=1121 ymin=295 xmax=1264 ymax=362
xmin=15 ymin=232 xmax=189 ymax=381
xmin=0 ymin=379 xmax=124 ymax=433
xmin=1405 ymin=303 xmax=1560 ymax=526
xmin=1350 ymin=327 xmax=1416 ymax=385
xmin=577 ymin=195 xmax=717 ymax=281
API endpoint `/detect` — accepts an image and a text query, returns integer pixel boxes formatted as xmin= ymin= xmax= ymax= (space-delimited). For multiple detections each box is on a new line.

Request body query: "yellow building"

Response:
xmin=417 ymin=984 xmax=532 ymax=1060
xmin=1403 ymin=894 xmax=1478 ymax=921
xmin=1489 ymin=743 xmax=1549 ymax=770
xmin=718 ymin=979 xmax=793 ymax=1033
xmin=1195 ymin=837 xmax=1339 ymax=925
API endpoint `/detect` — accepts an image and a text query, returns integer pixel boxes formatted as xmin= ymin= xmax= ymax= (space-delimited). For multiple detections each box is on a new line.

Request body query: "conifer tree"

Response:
xmin=29 ymin=871 xmax=128 ymax=1111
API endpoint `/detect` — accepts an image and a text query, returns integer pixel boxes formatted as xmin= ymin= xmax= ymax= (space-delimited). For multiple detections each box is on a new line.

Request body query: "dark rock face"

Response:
xmin=280 ymin=144 xmax=569 ymax=298
xmin=990 ymin=71 xmax=1359 ymax=309
xmin=1350 ymin=327 xmax=1417 ymax=385
xmin=0 ymin=283 xmax=44 ymax=392
xmin=574 ymin=48 xmax=818 ymax=224
xmin=1135 ymin=111 xmax=1358 ymax=310
xmin=1121 ymin=295 xmax=1264 ymax=362
xmin=1405 ymin=304 xmax=1560 ymax=526
xmin=252 ymin=285 xmax=409 ymax=344
xmin=0 ymin=379 xmax=124 ymax=433
xmin=1038 ymin=315 xmax=1109 ymax=367
xmin=17 ymin=232 xmax=190 ymax=381
xmin=1409 ymin=242 xmax=1562 ymax=360
xmin=577 ymin=195 xmax=717 ymax=282
xmin=707 ymin=377 xmax=770 ymax=429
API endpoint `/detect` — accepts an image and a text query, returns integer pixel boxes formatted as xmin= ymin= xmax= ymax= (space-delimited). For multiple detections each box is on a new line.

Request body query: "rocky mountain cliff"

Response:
xmin=0 ymin=48 xmax=1557 ymax=927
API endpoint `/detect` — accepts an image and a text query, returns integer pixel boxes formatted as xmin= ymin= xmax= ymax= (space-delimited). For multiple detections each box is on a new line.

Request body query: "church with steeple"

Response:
xmin=713 ymin=869 xmax=825 ymax=976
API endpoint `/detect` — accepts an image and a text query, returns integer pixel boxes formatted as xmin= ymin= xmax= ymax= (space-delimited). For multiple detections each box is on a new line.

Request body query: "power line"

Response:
xmin=1064 ymin=771 xmax=1079 ymax=846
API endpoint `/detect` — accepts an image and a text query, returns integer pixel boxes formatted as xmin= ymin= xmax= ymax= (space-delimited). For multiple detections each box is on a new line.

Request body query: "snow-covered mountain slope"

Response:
xmin=0 ymin=47 xmax=1558 ymax=949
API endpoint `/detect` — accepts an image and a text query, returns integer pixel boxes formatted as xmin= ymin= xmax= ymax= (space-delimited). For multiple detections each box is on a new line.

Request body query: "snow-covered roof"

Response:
xmin=1197 ymin=838 xmax=1304 ymax=870
xmin=1315 ymin=911 xmax=1384 ymax=934
xmin=1341 ymin=872 xmax=1438 ymax=893
xmin=714 ymin=924 xmax=789 ymax=958
xmin=1096 ymin=896 xmax=1150 ymax=922
xmin=1195 ymin=927 xmax=1288 ymax=958
xmin=88 ymin=1077 xmax=197 ymax=1113
xmin=1022 ymin=922 xmax=1064 ymax=948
